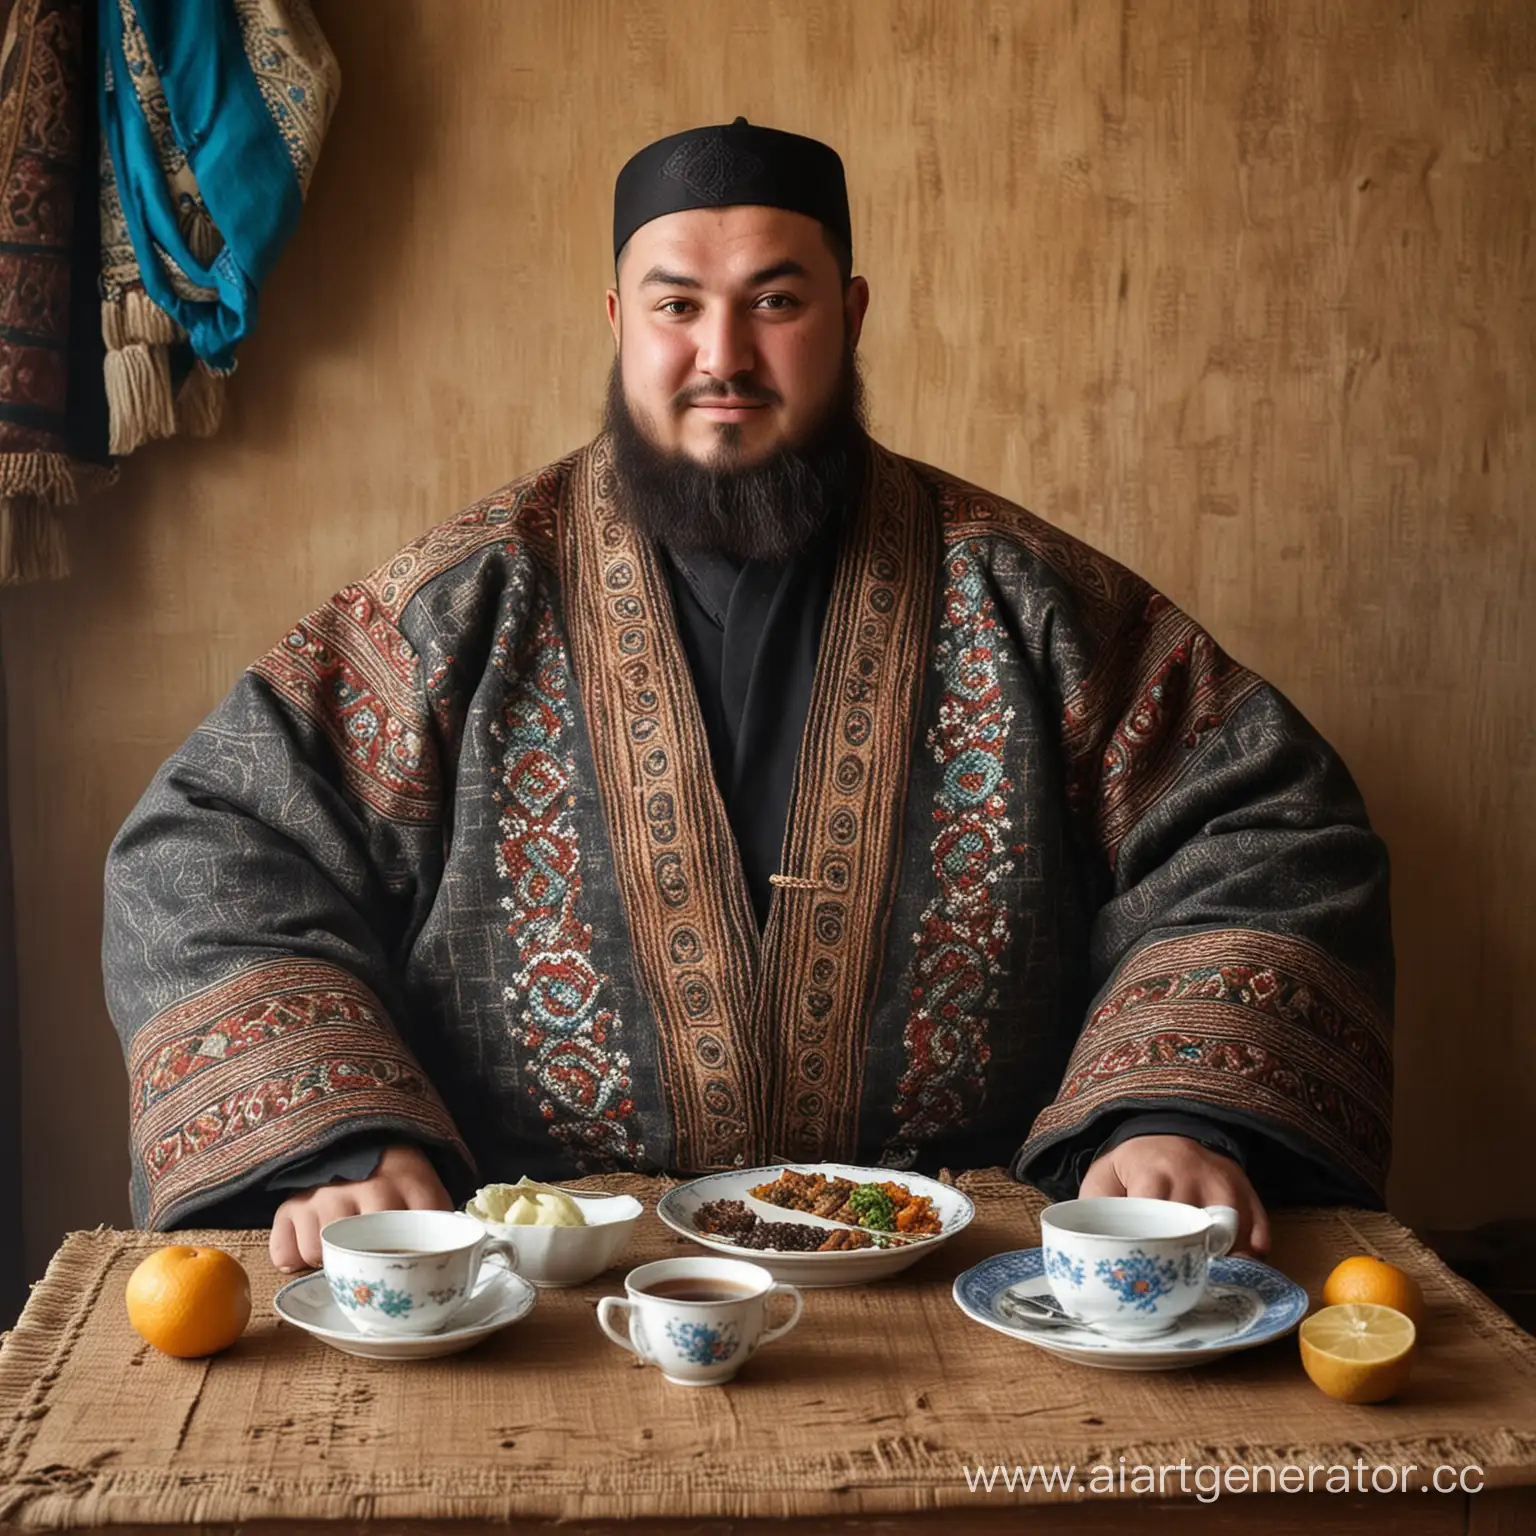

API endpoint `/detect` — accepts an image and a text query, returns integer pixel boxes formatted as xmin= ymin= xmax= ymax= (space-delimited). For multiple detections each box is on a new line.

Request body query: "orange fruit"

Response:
xmin=1322 ymin=1255 xmax=1427 ymax=1331
xmin=1299 ymin=1302 xmax=1417 ymax=1403
xmin=125 ymin=1245 xmax=251 ymax=1358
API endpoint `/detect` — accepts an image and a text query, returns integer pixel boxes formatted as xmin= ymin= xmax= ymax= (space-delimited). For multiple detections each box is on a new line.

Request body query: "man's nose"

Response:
xmin=694 ymin=307 xmax=755 ymax=382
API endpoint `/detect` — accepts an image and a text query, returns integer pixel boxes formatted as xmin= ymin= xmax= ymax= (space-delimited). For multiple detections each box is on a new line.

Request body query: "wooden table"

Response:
xmin=2 ymin=1170 xmax=1534 ymax=1534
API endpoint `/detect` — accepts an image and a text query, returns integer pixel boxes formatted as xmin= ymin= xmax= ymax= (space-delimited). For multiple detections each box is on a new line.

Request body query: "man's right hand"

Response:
xmin=270 ymin=1144 xmax=453 ymax=1271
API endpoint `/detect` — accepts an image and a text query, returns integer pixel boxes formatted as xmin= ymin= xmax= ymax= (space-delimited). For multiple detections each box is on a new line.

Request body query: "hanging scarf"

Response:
xmin=96 ymin=0 xmax=337 ymax=454
xmin=0 ymin=0 xmax=113 ymax=584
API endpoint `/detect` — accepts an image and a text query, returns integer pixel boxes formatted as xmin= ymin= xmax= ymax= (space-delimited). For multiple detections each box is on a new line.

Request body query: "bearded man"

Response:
xmin=104 ymin=120 xmax=1393 ymax=1272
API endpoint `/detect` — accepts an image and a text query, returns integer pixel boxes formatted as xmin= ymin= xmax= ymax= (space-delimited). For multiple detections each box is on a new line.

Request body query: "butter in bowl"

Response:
xmin=465 ymin=1178 xmax=642 ymax=1287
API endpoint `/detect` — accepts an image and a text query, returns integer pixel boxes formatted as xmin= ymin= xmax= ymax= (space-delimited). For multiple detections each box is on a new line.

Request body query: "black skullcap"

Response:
xmin=613 ymin=117 xmax=851 ymax=262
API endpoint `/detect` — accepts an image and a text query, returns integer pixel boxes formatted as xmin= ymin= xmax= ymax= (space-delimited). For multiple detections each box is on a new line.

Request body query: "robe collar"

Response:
xmin=560 ymin=433 xmax=938 ymax=1169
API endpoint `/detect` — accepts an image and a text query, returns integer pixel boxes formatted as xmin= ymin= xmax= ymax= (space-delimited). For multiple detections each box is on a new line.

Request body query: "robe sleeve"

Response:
xmin=1094 ymin=1111 xmax=1249 ymax=1173
xmin=1013 ymin=586 xmax=1394 ymax=1207
xmin=103 ymin=582 xmax=474 ymax=1230
xmin=264 ymin=1136 xmax=387 ymax=1192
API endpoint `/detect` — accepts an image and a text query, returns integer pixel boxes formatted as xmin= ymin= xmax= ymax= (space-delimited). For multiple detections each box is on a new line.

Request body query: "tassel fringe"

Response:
xmin=0 ymin=497 xmax=71 ymax=585
xmin=174 ymin=362 xmax=224 ymax=438
xmin=104 ymin=341 xmax=176 ymax=455
xmin=0 ymin=451 xmax=82 ymax=503
xmin=101 ymin=294 xmax=227 ymax=452
xmin=100 ymin=290 xmax=180 ymax=350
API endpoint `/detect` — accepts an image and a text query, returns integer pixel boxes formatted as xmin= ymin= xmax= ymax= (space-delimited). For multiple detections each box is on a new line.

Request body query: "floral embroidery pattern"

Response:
xmin=562 ymin=443 xmax=761 ymax=1172
xmin=251 ymin=584 xmax=438 ymax=823
xmin=1079 ymin=959 xmax=1390 ymax=1088
xmin=1062 ymin=594 xmax=1263 ymax=870
xmin=132 ymin=963 xmax=405 ymax=1111
xmin=1094 ymin=1249 xmax=1180 ymax=1312
xmin=664 ymin=1318 xmax=741 ymax=1366
xmin=888 ymin=544 xmax=1017 ymax=1153
xmin=127 ymin=960 xmax=466 ymax=1228
xmin=1033 ymin=929 xmax=1394 ymax=1197
xmin=493 ymin=602 xmax=641 ymax=1168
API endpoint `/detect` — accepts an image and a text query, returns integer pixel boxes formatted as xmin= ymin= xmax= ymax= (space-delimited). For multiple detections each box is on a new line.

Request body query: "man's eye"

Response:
xmin=755 ymin=294 xmax=797 ymax=310
xmin=658 ymin=300 xmax=693 ymax=316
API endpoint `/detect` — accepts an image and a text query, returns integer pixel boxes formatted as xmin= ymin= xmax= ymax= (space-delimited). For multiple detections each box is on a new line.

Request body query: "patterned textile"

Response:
xmin=97 ymin=0 xmax=337 ymax=453
xmin=104 ymin=436 xmax=1394 ymax=1229
xmin=126 ymin=958 xmax=467 ymax=1213
xmin=0 ymin=0 xmax=112 ymax=584
xmin=0 ymin=629 xmax=22 ymax=1325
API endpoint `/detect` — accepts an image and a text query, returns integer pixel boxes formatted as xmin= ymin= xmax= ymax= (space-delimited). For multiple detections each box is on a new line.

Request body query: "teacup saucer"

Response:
xmin=274 ymin=1260 xmax=537 ymax=1360
xmin=952 ymin=1248 xmax=1308 ymax=1371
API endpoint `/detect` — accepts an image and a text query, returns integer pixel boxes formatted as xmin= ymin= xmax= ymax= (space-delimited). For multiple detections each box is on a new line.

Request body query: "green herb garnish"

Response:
xmin=848 ymin=1183 xmax=896 ymax=1232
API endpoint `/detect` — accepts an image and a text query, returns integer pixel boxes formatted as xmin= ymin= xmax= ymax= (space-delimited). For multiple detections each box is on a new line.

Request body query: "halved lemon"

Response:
xmin=1299 ymin=1302 xmax=1416 ymax=1403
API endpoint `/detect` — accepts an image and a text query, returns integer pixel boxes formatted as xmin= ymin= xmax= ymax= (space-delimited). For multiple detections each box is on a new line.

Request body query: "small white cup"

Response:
xmin=320 ymin=1210 xmax=519 ymax=1337
xmin=1040 ymin=1196 xmax=1239 ymax=1338
xmin=597 ymin=1257 xmax=803 ymax=1386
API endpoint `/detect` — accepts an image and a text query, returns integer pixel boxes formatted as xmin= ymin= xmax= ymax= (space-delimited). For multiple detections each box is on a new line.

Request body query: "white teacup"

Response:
xmin=1040 ymin=1197 xmax=1239 ymax=1338
xmin=597 ymin=1257 xmax=803 ymax=1386
xmin=320 ymin=1210 xmax=519 ymax=1338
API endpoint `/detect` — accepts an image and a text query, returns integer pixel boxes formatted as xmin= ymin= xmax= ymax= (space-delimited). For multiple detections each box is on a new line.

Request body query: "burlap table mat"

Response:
xmin=1 ymin=1170 xmax=1534 ymax=1528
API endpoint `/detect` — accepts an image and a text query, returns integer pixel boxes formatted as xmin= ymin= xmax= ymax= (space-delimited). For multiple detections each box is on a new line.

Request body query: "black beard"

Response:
xmin=602 ymin=348 xmax=868 ymax=563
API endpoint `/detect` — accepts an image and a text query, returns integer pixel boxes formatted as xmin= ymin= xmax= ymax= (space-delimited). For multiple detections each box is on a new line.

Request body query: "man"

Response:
xmin=104 ymin=120 xmax=1392 ymax=1273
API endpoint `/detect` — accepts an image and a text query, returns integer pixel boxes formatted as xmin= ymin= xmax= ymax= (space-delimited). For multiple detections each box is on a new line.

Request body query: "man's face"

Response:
xmin=606 ymin=206 xmax=869 ymax=468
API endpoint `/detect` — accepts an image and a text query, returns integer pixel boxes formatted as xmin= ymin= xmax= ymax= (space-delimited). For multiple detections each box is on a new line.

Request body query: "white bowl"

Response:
xmin=467 ymin=1191 xmax=643 ymax=1287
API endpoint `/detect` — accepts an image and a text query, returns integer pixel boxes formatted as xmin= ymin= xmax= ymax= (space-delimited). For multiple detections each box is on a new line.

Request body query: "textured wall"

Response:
xmin=2 ymin=0 xmax=1531 ymax=1280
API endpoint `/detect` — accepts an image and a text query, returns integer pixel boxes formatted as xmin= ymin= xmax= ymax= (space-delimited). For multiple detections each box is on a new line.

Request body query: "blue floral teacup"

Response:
xmin=597 ymin=1257 xmax=803 ymax=1386
xmin=1040 ymin=1197 xmax=1239 ymax=1338
xmin=320 ymin=1210 xmax=520 ymax=1338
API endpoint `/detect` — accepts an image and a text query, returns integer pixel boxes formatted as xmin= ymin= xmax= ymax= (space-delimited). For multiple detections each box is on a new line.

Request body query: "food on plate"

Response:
xmin=846 ymin=1184 xmax=895 ymax=1230
xmin=740 ymin=1220 xmax=866 ymax=1253
xmin=691 ymin=1199 xmax=757 ymax=1239
xmin=817 ymin=1227 xmax=879 ymax=1252
xmin=467 ymin=1176 xmax=586 ymax=1228
xmin=692 ymin=1199 xmax=876 ymax=1252
xmin=748 ymin=1169 xmax=943 ymax=1236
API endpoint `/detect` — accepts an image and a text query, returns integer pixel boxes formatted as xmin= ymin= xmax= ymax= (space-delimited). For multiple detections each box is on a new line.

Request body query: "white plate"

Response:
xmin=952 ymin=1248 xmax=1309 ymax=1370
xmin=273 ymin=1260 xmax=537 ymax=1359
xmin=657 ymin=1162 xmax=974 ymax=1287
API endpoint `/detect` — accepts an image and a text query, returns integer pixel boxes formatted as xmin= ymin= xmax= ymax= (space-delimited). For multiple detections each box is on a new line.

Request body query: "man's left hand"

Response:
xmin=1078 ymin=1134 xmax=1270 ymax=1256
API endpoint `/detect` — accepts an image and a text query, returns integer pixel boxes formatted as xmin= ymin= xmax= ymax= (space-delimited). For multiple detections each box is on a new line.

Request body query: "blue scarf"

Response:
xmin=98 ymin=0 xmax=310 ymax=371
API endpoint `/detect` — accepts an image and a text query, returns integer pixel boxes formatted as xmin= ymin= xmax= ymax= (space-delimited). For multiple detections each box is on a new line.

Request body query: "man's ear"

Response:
xmin=844 ymin=275 xmax=870 ymax=350
xmin=606 ymin=289 xmax=621 ymax=351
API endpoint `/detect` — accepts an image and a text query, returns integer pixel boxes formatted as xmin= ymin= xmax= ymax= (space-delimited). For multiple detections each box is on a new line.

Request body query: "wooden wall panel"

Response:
xmin=2 ymin=0 xmax=1531 ymax=1280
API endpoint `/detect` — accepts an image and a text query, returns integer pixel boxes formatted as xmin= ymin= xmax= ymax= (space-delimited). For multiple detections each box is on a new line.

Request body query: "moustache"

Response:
xmin=675 ymin=381 xmax=781 ymax=409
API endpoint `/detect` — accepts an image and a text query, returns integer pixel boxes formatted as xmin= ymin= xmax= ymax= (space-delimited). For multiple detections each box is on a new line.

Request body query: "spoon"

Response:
xmin=998 ymin=1287 xmax=1110 ymax=1332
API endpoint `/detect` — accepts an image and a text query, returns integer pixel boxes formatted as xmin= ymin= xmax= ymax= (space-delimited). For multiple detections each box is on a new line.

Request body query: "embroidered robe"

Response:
xmin=104 ymin=436 xmax=1393 ymax=1228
